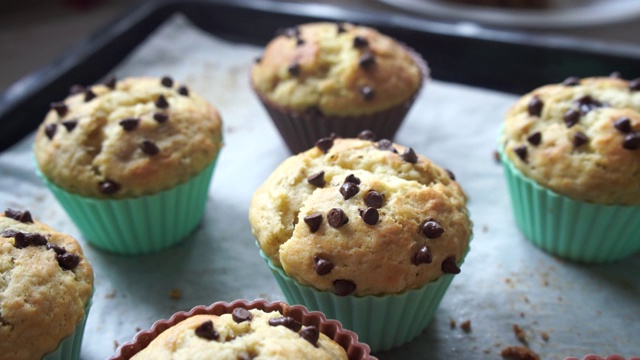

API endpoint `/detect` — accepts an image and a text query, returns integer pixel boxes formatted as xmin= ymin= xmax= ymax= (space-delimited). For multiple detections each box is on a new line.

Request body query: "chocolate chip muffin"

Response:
xmin=112 ymin=300 xmax=374 ymax=360
xmin=250 ymin=135 xmax=471 ymax=351
xmin=33 ymin=76 xmax=223 ymax=254
xmin=251 ymin=22 xmax=428 ymax=153
xmin=500 ymin=74 xmax=640 ymax=263
xmin=0 ymin=208 xmax=94 ymax=360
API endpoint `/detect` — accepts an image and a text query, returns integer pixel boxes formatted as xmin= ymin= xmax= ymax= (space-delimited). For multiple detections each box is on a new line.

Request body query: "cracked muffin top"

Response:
xmin=0 ymin=209 xmax=93 ymax=360
xmin=131 ymin=309 xmax=347 ymax=360
xmin=501 ymin=75 xmax=640 ymax=205
xmin=34 ymin=76 xmax=223 ymax=198
xmin=249 ymin=137 xmax=471 ymax=296
xmin=251 ymin=22 xmax=426 ymax=116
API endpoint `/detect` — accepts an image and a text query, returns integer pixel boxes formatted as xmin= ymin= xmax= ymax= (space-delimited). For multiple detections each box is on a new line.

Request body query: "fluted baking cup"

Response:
xmin=252 ymin=48 xmax=429 ymax=154
xmin=111 ymin=299 xmax=375 ymax=360
xmin=499 ymin=147 xmax=640 ymax=263
xmin=38 ymin=158 xmax=218 ymax=255
xmin=259 ymin=248 xmax=466 ymax=353
xmin=42 ymin=295 xmax=92 ymax=360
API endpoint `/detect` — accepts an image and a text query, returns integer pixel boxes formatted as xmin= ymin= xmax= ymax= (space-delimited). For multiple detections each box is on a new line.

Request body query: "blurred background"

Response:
xmin=1 ymin=0 xmax=640 ymax=93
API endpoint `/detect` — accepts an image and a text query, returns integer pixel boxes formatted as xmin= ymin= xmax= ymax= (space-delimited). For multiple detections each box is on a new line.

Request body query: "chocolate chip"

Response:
xmin=232 ymin=308 xmax=252 ymax=323
xmin=84 ymin=89 xmax=96 ymax=102
xmin=288 ymin=63 xmax=301 ymax=76
xmin=313 ymin=255 xmax=334 ymax=275
xmin=50 ymin=102 xmax=68 ymax=117
xmin=315 ymin=137 xmax=333 ymax=153
xmin=303 ymin=213 xmax=322 ymax=233
xmin=62 ymin=119 xmax=77 ymax=132
xmin=153 ymin=112 xmax=169 ymax=123
xmin=27 ymin=233 xmax=47 ymax=246
xmin=364 ymin=190 xmax=383 ymax=208
xmin=609 ymin=71 xmax=621 ymax=78
xmin=155 ymin=94 xmax=169 ymax=109
xmin=254 ymin=56 xmax=262 ymax=64
xmin=357 ymin=130 xmax=376 ymax=141
xmin=46 ymin=243 xmax=67 ymax=255
xmin=195 ymin=320 xmax=219 ymax=340
xmin=328 ymin=208 xmax=349 ymax=228
xmin=360 ymin=85 xmax=374 ymax=100
xmin=361 ymin=207 xmax=379 ymax=225
xmin=277 ymin=27 xmax=299 ymax=38
xmin=299 ymin=326 xmax=320 ymax=346
xmin=377 ymin=139 xmax=397 ymax=153
xmin=344 ymin=174 xmax=361 ymax=185
xmin=359 ymin=53 xmax=375 ymax=69
xmin=5 ymin=208 xmax=33 ymax=223
xmin=296 ymin=38 xmax=305 ymax=47
xmin=402 ymin=147 xmax=418 ymax=163
xmin=622 ymin=133 xmax=640 ymax=150
xmin=141 ymin=140 xmax=160 ymax=156
xmin=446 ymin=169 xmax=456 ymax=181
xmin=0 ymin=229 xmax=17 ymax=238
xmin=99 ymin=180 xmax=121 ymax=195
xmin=575 ymin=95 xmax=604 ymax=114
xmin=336 ymin=22 xmax=347 ymax=34
xmin=13 ymin=232 xmax=28 ymax=248
xmin=269 ymin=317 xmax=302 ymax=332
xmin=119 ymin=118 xmax=139 ymax=131
xmin=307 ymin=171 xmax=325 ymax=188
xmin=333 ymin=279 xmax=356 ymax=296
xmin=441 ymin=256 xmax=461 ymax=274
xmin=412 ymin=245 xmax=432 ymax=265
xmin=45 ymin=124 xmax=57 ymax=140
xmin=340 ymin=182 xmax=359 ymax=200
xmin=514 ymin=145 xmax=527 ymax=162
xmin=420 ymin=219 xmax=444 ymax=239
xmin=527 ymin=132 xmax=542 ymax=146
xmin=57 ymin=252 xmax=80 ymax=271
xmin=629 ymin=78 xmax=640 ymax=91
xmin=104 ymin=75 xmax=117 ymax=89
xmin=527 ymin=96 xmax=543 ymax=117
xmin=69 ymin=84 xmax=85 ymax=95
xmin=353 ymin=36 xmax=369 ymax=48
xmin=614 ymin=117 xmax=632 ymax=133
xmin=563 ymin=109 xmax=580 ymax=128
xmin=161 ymin=76 xmax=174 ymax=88
xmin=562 ymin=76 xmax=580 ymax=86
xmin=178 ymin=86 xmax=189 ymax=96
xmin=573 ymin=132 xmax=589 ymax=148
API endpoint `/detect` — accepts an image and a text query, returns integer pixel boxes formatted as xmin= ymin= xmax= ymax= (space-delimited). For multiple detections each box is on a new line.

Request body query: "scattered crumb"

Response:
xmin=543 ymin=280 xmax=549 ymax=287
xmin=595 ymin=310 xmax=602 ymax=316
xmin=495 ymin=342 xmax=502 ymax=348
xmin=513 ymin=324 xmax=527 ymax=344
xmin=557 ymin=296 xmax=563 ymax=302
xmin=482 ymin=224 xmax=488 ymax=233
xmin=461 ymin=320 xmax=472 ymax=333
xmin=523 ymin=296 xmax=530 ymax=304
xmin=540 ymin=331 xmax=549 ymax=341
xmin=505 ymin=278 xmax=512 ymax=284
xmin=493 ymin=150 xmax=501 ymax=163
xmin=105 ymin=290 xmax=117 ymax=299
xmin=500 ymin=345 xmax=540 ymax=360
xmin=450 ymin=319 xmax=457 ymax=329
xmin=136 ymin=327 xmax=141 ymax=332
xmin=519 ymin=312 xmax=525 ymax=318
xmin=483 ymin=349 xmax=491 ymax=354
xmin=113 ymin=340 xmax=119 ymax=350
xmin=168 ymin=289 xmax=182 ymax=299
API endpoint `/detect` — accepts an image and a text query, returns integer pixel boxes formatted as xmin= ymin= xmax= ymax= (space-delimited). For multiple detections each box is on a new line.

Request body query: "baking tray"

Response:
xmin=0 ymin=1 xmax=639 ymax=359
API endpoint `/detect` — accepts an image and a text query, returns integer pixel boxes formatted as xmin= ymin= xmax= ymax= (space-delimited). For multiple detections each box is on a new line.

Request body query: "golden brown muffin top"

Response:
xmin=0 ymin=209 xmax=93 ymax=360
xmin=131 ymin=310 xmax=347 ymax=360
xmin=501 ymin=76 xmax=640 ymax=205
xmin=35 ymin=76 xmax=223 ymax=198
xmin=250 ymin=137 xmax=471 ymax=296
xmin=251 ymin=22 xmax=426 ymax=116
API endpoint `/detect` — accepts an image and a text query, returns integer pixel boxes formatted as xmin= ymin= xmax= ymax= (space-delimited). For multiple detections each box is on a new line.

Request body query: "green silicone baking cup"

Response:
xmin=42 ymin=295 xmax=92 ymax=360
xmin=259 ymin=248 xmax=467 ymax=353
xmin=38 ymin=158 xmax=218 ymax=255
xmin=499 ymin=147 xmax=640 ymax=263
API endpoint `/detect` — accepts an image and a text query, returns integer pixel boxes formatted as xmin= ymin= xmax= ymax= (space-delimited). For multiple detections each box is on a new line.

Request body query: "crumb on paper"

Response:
xmin=482 ymin=224 xmax=488 ymax=232
xmin=557 ymin=296 xmax=563 ymax=302
xmin=113 ymin=340 xmax=119 ymax=350
xmin=105 ymin=289 xmax=117 ymax=299
xmin=540 ymin=331 xmax=549 ymax=341
xmin=543 ymin=280 xmax=549 ymax=287
xmin=493 ymin=150 xmax=501 ymax=163
xmin=461 ymin=319 xmax=472 ymax=333
xmin=500 ymin=345 xmax=540 ymax=360
xmin=519 ymin=312 xmax=525 ymax=318
xmin=513 ymin=324 xmax=527 ymax=344
xmin=169 ymin=288 xmax=182 ymax=299
xmin=136 ymin=327 xmax=142 ymax=332
xmin=505 ymin=278 xmax=511 ymax=284
xmin=450 ymin=319 xmax=457 ymax=329
xmin=523 ymin=296 xmax=530 ymax=304
xmin=483 ymin=349 xmax=491 ymax=354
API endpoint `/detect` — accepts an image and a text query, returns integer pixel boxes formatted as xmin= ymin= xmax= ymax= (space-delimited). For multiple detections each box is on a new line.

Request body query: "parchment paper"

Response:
xmin=0 ymin=15 xmax=638 ymax=360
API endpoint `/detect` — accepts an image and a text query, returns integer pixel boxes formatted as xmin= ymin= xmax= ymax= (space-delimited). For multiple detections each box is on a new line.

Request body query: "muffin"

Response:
xmin=251 ymin=22 xmax=428 ymax=154
xmin=500 ymin=75 xmax=640 ymax=263
xmin=111 ymin=299 xmax=375 ymax=360
xmin=249 ymin=136 xmax=472 ymax=351
xmin=34 ymin=76 xmax=223 ymax=254
xmin=0 ymin=208 xmax=94 ymax=360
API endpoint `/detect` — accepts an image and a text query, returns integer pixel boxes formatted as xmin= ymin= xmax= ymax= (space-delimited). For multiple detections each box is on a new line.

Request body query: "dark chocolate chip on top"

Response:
xmin=45 ymin=124 xmax=57 ymax=140
xmin=195 ymin=320 xmax=219 ymax=340
xmin=57 ymin=252 xmax=80 ymax=271
xmin=119 ymin=118 xmax=140 ymax=131
xmin=315 ymin=137 xmax=334 ymax=153
xmin=328 ymin=208 xmax=349 ymax=228
xmin=573 ymin=132 xmax=589 ymax=148
xmin=527 ymin=132 xmax=542 ymax=146
xmin=299 ymin=326 xmax=320 ymax=347
xmin=288 ymin=63 xmax=301 ymax=76
xmin=361 ymin=207 xmax=379 ymax=225
xmin=377 ymin=139 xmax=397 ymax=153
xmin=50 ymin=102 xmax=68 ymax=117
xmin=614 ymin=117 xmax=632 ymax=133
xmin=402 ymin=147 xmax=418 ymax=163
xmin=69 ymin=84 xmax=85 ymax=95
xmin=340 ymin=182 xmax=359 ymax=200
xmin=333 ymin=279 xmax=356 ymax=296
xmin=629 ymin=78 xmax=640 ymax=91
xmin=155 ymin=94 xmax=169 ymax=109
xmin=441 ymin=256 xmax=461 ymax=274
xmin=269 ymin=317 xmax=302 ymax=332
xmin=359 ymin=53 xmax=376 ymax=69
xmin=153 ymin=112 xmax=169 ymax=123
xmin=336 ymin=22 xmax=347 ymax=34
xmin=357 ymin=130 xmax=376 ymax=141
xmin=563 ymin=109 xmax=580 ymax=128
xmin=575 ymin=95 xmax=604 ymax=115
xmin=303 ymin=213 xmax=322 ymax=233
xmin=161 ymin=76 xmax=174 ymax=88
xmin=313 ymin=255 xmax=334 ymax=276
xmin=13 ymin=232 xmax=47 ymax=249
xmin=562 ymin=76 xmax=580 ymax=86
xmin=46 ymin=243 xmax=67 ymax=255
xmin=344 ymin=174 xmax=361 ymax=185
xmin=177 ymin=85 xmax=189 ymax=96
xmin=307 ymin=171 xmax=326 ymax=188
xmin=84 ymin=89 xmax=97 ymax=102
xmin=623 ymin=133 xmax=640 ymax=150
xmin=296 ymin=38 xmax=305 ymax=47
xmin=104 ymin=75 xmax=117 ymax=89
xmin=62 ymin=119 xmax=78 ymax=132
xmin=232 ymin=308 xmax=252 ymax=323
xmin=420 ymin=219 xmax=444 ymax=239
xmin=514 ymin=145 xmax=528 ymax=162
xmin=527 ymin=96 xmax=543 ymax=117
xmin=445 ymin=169 xmax=456 ymax=181
xmin=360 ymin=85 xmax=374 ymax=100
xmin=412 ymin=245 xmax=432 ymax=265
xmin=364 ymin=190 xmax=384 ymax=208
xmin=141 ymin=140 xmax=160 ymax=156
xmin=99 ymin=180 xmax=121 ymax=195
xmin=353 ymin=35 xmax=369 ymax=48
xmin=5 ymin=208 xmax=33 ymax=223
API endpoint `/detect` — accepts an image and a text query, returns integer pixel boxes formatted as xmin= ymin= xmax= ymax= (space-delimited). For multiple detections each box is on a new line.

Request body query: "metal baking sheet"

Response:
xmin=0 ymin=15 xmax=638 ymax=360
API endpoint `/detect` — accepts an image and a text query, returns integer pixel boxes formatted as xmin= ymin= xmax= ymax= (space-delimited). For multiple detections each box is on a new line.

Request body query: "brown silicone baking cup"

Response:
xmin=110 ymin=299 xmax=376 ymax=360
xmin=253 ymin=47 xmax=429 ymax=154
